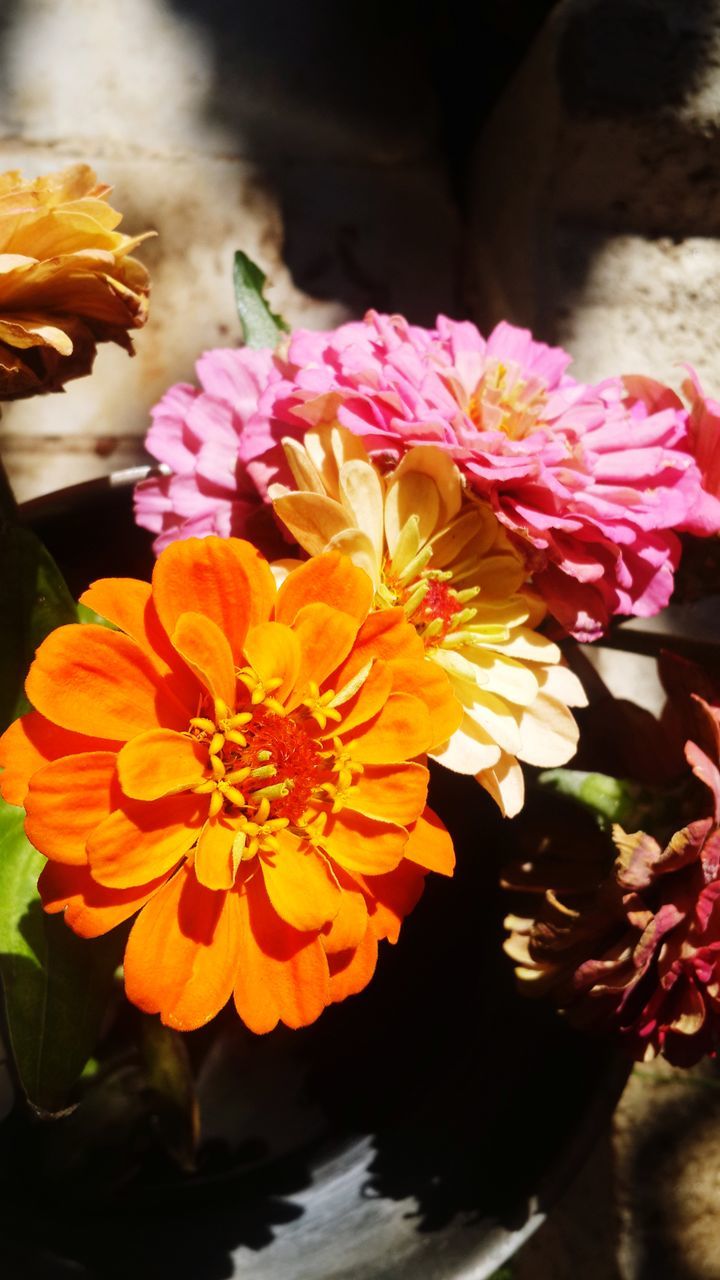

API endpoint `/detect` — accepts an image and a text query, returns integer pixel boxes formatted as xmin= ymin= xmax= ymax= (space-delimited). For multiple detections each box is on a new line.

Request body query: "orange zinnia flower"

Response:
xmin=0 ymin=164 xmax=151 ymax=398
xmin=0 ymin=538 xmax=458 ymax=1033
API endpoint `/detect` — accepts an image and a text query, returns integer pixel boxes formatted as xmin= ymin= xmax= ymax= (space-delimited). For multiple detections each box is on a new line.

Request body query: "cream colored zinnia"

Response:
xmin=270 ymin=426 xmax=587 ymax=817
xmin=0 ymin=164 xmax=152 ymax=398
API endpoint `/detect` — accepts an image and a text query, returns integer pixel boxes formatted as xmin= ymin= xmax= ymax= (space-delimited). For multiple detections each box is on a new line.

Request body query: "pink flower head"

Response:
xmin=623 ymin=368 xmax=720 ymax=534
xmin=247 ymin=313 xmax=714 ymax=639
xmin=134 ymin=347 xmax=282 ymax=554
xmin=682 ymin=367 xmax=720 ymax=515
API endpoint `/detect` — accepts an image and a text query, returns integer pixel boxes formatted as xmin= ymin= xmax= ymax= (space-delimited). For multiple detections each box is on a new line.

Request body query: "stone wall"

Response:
xmin=468 ymin=0 xmax=720 ymax=390
xmin=0 ymin=0 xmax=459 ymax=501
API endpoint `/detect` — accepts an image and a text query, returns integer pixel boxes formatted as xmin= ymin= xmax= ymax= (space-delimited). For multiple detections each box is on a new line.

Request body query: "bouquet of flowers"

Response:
xmin=1 ymin=163 xmax=719 ymax=1210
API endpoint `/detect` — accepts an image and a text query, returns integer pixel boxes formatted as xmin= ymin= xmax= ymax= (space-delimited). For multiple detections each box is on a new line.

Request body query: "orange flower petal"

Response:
xmin=326 ymin=660 xmax=393 ymax=738
xmin=124 ymin=863 xmax=241 ymax=1030
xmin=194 ymin=817 xmax=237 ymax=891
xmin=39 ymin=861 xmax=168 ymax=939
xmin=343 ymin=761 xmax=429 ymax=826
xmin=0 ymin=710 xmax=119 ymax=807
xmin=261 ymin=835 xmax=341 ymax=933
xmin=359 ymin=860 xmax=427 ymax=944
xmin=170 ymin=611 xmax=236 ymax=708
xmin=79 ymin=577 xmax=197 ymax=708
xmin=322 ymin=808 xmax=407 ymax=875
xmin=332 ymin=608 xmax=424 ymax=687
xmin=80 ymin=577 xmax=154 ymax=643
xmin=26 ymin=624 xmax=189 ymax=740
xmin=24 ymin=751 xmax=119 ymax=865
xmin=117 ymin=729 xmax=207 ymax=801
xmin=241 ymin=622 xmax=300 ymax=705
xmin=152 ymin=537 xmax=275 ymax=664
xmin=288 ymin=604 xmax=358 ymax=707
xmin=403 ymin=806 xmax=455 ymax=876
xmin=87 ymin=793 xmax=205 ymax=888
xmin=340 ymin=692 xmax=432 ymax=764
xmin=233 ymin=877 xmax=329 ymax=1033
xmin=275 ymin=551 xmax=373 ymax=626
xmin=389 ymin=659 xmax=463 ymax=749
xmin=320 ymin=866 xmax=368 ymax=954
xmin=327 ymin=925 xmax=378 ymax=1003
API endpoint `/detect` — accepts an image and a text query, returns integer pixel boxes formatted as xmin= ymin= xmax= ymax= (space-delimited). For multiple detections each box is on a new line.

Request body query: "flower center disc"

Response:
xmin=239 ymin=709 xmax=327 ymax=823
xmin=466 ymin=359 xmax=548 ymax=440
xmin=414 ymin=579 xmax=459 ymax=640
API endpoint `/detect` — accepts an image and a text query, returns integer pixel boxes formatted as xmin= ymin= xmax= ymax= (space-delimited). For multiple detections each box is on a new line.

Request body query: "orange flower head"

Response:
xmin=0 ymin=538 xmax=456 ymax=1033
xmin=0 ymin=163 xmax=152 ymax=398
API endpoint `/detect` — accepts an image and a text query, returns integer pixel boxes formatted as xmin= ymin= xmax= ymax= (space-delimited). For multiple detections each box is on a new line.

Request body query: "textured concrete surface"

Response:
xmin=0 ymin=0 xmax=459 ymax=501
xmin=510 ymin=1061 xmax=720 ymax=1280
xmin=468 ymin=0 xmax=720 ymax=390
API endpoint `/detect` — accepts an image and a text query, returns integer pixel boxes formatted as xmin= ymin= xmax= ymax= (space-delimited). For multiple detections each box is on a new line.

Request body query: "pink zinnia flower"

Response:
xmin=685 ymin=369 xmax=720 ymax=508
xmin=244 ymin=314 xmax=715 ymax=640
xmin=134 ymin=347 xmax=281 ymax=553
xmin=624 ymin=367 xmax=720 ymax=527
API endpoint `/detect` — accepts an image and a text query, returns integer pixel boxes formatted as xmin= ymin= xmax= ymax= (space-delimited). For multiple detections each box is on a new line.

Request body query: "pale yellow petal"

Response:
xmin=329 ymin=425 xmax=370 ymax=469
xmin=302 ymin=425 xmax=369 ymax=500
xmin=463 ymin=649 xmax=540 ymax=707
xmin=281 ymin=436 xmax=327 ymax=495
xmin=391 ymin=446 xmax=463 ymax=523
xmin=491 ymin=627 xmax=561 ymax=665
xmin=384 ymin=471 xmax=439 ymax=560
xmin=270 ymin=558 xmax=303 ymax=589
xmin=387 ymin=512 xmax=423 ymax=576
xmin=272 ymin=491 xmax=352 ymax=556
xmin=537 ymin=663 xmax=588 ymax=708
xmin=430 ymin=715 xmax=502 ymax=774
xmin=325 ymin=529 xmax=380 ymax=588
xmin=458 ymin=688 xmax=521 ymax=755
xmin=338 ymin=459 xmax=385 ymax=564
xmin=516 ymin=693 xmax=580 ymax=767
xmin=477 ymin=754 xmax=525 ymax=818
xmin=429 ymin=508 xmax=489 ymax=568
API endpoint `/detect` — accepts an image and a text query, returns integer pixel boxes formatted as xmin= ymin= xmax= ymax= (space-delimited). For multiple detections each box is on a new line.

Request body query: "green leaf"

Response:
xmin=76 ymin=601 xmax=115 ymax=629
xmin=0 ymin=520 xmax=77 ymax=731
xmin=233 ymin=250 xmax=289 ymax=350
xmin=538 ymin=768 xmax=647 ymax=829
xmin=0 ymin=797 xmax=125 ymax=1114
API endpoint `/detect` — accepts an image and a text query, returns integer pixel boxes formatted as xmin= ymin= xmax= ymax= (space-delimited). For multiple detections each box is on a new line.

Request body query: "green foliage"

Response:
xmin=538 ymin=768 xmax=646 ymax=830
xmin=0 ymin=799 xmax=125 ymax=1113
xmin=76 ymin=601 xmax=115 ymax=628
xmin=0 ymin=521 xmax=76 ymax=731
xmin=233 ymin=250 xmax=289 ymax=350
xmin=0 ymin=517 xmax=123 ymax=1113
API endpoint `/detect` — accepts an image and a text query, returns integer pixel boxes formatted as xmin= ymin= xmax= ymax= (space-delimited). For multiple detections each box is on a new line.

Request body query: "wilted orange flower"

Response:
xmin=0 ymin=538 xmax=457 ymax=1033
xmin=0 ymin=164 xmax=151 ymax=398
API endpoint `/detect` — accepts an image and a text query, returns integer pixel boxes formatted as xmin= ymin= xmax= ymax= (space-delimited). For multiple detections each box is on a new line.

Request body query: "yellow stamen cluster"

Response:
xmin=237 ymin=670 xmax=286 ymax=716
xmin=467 ymin=359 xmax=549 ymax=440
xmin=185 ymin=678 xmax=365 ymax=866
xmin=300 ymin=680 xmax=343 ymax=731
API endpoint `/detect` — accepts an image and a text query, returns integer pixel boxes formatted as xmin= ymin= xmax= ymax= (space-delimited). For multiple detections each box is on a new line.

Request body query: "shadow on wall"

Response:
xmin=543 ymin=0 xmax=720 ymax=339
xmin=621 ymin=1063 xmax=720 ymax=1280
xmin=163 ymin=0 xmax=556 ymax=323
